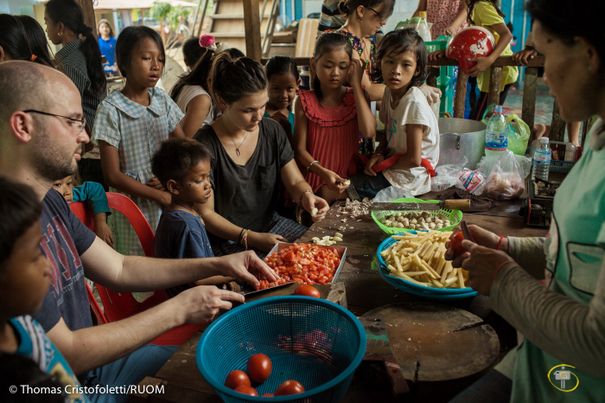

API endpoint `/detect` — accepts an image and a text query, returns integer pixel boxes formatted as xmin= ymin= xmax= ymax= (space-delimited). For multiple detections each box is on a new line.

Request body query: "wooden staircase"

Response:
xmin=199 ymin=0 xmax=279 ymax=57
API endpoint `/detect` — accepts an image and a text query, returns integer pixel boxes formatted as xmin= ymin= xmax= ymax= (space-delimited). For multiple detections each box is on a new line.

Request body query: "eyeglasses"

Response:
xmin=23 ymin=109 xmax=86 ymax=133
xmin=365 ymin=6 xmax=388 ymax=22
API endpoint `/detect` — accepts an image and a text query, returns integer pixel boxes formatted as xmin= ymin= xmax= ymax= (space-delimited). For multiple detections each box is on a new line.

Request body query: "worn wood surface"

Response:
xmin=488 ymin=67 xmax=503 ymax=107
xmin=135 ymin=203 xmax=546 ymax=401
xmin=361 ymin=302 xmax=499 ymax=382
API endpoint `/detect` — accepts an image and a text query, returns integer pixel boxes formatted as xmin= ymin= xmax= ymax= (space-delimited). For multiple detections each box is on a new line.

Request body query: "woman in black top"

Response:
xmin=195 ymin=53 xmax=329 ymax=254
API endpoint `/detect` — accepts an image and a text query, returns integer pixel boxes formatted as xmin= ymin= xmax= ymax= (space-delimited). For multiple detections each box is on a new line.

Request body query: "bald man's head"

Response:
xmin=0 ymin=61 xmax=80 ymax=131
xmin=0 ymin=61 xmax=86 ymax=182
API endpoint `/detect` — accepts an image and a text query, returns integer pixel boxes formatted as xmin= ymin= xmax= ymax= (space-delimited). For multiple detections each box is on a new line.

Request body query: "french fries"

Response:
xmin=380 ymin=231 xmax=470 ymax=289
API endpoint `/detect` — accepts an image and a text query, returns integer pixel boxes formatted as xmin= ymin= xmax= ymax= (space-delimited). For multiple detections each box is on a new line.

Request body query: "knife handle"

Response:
xmin=442 ymin=199 xmax=471 ymax=211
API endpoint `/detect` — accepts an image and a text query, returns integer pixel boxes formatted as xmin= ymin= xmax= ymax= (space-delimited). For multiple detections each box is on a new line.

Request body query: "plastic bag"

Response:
xmin=506 ymin=114 xmax=530 ymax=155
xmin=482 ymin=105 xmax=530 ymax=155
xmin=456 ymin=168 xmax=486 ymax=195
xmin=373 ymin=186 xmax=413 ymax=202
xmin=484 ymin=151 xmax=525 ymax=200
xmin=432 ymin=160 xmax=467 ymax=192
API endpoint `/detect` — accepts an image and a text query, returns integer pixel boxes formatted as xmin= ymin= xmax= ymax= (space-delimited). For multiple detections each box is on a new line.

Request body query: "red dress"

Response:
xmin=299 ymin=88 xmax=360 ymax=192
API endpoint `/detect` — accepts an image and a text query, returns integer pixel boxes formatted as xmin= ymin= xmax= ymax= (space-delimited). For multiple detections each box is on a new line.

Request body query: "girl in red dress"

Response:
xmin=294 ymin=32 xmax=375 ymax=203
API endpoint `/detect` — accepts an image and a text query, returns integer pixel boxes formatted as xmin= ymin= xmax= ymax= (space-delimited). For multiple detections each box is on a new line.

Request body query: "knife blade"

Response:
xmin=371 ymin=199 xmax=471 ymax=212
xmin=241 ymin=281 xmax=296 ymax=297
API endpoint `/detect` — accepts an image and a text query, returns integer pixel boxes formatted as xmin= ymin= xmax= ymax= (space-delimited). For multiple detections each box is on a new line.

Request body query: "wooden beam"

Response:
xmin=522 ymin=67 xmax=538 ymax=140
xmin=550 ymin=100 xmax=566 ymax=142
xmin=243 ymin=0 xmax=262 ymax=60
xmin=75 ymin=0 xmax=96 ymax=35
xmin=454 ymin=73 xmax=468 ymax=118
xmin=488 ymin=66 xmax=502 ymax=107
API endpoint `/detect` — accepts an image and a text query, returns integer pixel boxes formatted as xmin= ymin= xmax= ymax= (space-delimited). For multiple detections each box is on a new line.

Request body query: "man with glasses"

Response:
xmin=0 ymin=61 xmax=278 ymax=401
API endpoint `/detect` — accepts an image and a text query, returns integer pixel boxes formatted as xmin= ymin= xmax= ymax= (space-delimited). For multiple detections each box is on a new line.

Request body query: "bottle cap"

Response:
xmin=539 ymin=137 xmax=549 ymax=144
xmin=419 ymin=11 xmax=427 ymax=19
xmin=494 ymin=105 xmax=503 ymax=113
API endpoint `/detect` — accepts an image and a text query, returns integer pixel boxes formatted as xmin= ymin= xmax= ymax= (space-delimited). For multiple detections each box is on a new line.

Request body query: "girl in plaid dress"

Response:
xmin=94 ymin=26 xmax=185 ymax=256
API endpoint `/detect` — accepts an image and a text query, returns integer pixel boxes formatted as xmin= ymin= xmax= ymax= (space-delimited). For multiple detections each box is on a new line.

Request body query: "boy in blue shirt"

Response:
xmin=0 ymin=177 xmax=86 ymax=402
xmin=53 ymin=175 xmax=114 ymax=246
xmin=152 ymin=138 xmax=214 ymax=295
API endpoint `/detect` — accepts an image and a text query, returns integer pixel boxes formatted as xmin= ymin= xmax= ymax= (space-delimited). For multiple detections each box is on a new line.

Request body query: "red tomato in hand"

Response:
xmin=275 ymin=380 xmax=305 ymax=395
xmin=247 ymin=353 xmax=272 ymax=384
xmin=234 ymin=385 xmax=258 ymax=396
xmin=294 ymin=284 xmax=321 ymax=298
xmin=225 ymin=370 xmax=251 ymax=389
xmin=450 ymin=231 xmax=465 ymax=257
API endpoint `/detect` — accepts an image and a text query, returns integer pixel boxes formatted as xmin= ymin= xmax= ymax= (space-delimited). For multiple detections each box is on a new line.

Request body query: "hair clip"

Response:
xmin=30 ymin=54 xmax=38 ymax=62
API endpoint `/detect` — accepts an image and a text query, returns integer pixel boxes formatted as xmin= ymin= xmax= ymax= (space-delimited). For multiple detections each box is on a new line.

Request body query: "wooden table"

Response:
xmin=133 ymin=203 xmax=546 ymax=402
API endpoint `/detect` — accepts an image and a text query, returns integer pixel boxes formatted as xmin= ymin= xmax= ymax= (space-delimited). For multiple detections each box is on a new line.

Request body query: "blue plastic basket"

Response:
xmin=196 ymin=296 xmax=366 ymax=402
xmin=376 ymin=236 xmax=478 ymax=299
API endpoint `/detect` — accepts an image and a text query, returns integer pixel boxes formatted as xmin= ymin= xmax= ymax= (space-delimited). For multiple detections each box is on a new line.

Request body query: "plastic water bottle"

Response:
xmin=532 ymin=137 xmax=551 ymax=181
xmin=484 ymin=105 xmax=508 ymax=156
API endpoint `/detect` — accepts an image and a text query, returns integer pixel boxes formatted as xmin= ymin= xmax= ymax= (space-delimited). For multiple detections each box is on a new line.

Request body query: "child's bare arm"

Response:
xmin=93 ymin=213 xmax=114 ymax=247
xmin=468 ymin=22 xmax=513 ymax=76
xmin=392 ymin=124 xmax=424 ymax=169
xmin=350 ymin=59 xmax=376 ymax=139
xmin=293 ymin=99 xmax=347 ymax=192
xmin=446 ymin=2 xmax=468 ymax=35
xmin=99 ymin=141 xmax=171 ymax=207
xmin=180 ymin=95 xmax=212 ymax=138
xmin=170 ymin=122 xmax=186 ymax=139
xmin=293 ymin=98 xmax=315 ymax=170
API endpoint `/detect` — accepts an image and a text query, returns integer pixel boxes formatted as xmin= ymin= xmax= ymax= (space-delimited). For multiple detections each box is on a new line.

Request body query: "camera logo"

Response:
xmin=547 ymin=364 xmax=580 ymax=392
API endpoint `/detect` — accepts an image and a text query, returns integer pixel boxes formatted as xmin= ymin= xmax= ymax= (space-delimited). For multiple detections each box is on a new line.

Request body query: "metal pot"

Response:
xmin=438 ymin=118 xmax=486 ymax=169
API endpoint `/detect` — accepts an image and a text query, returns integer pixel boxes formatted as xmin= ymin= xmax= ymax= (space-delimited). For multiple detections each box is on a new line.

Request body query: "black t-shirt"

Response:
xmin=35 ymin=190 xmax=96 ymax=331
xmin=195 ymin=118 xmax=294 ymax=232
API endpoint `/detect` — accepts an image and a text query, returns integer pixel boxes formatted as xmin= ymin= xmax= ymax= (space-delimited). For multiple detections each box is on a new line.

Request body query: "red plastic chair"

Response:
xmin=70 ymin=192 xmax=202 ymax=345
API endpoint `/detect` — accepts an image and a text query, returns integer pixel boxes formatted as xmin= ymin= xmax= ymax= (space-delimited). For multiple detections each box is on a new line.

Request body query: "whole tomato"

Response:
xmin=247 ymin=353 xmax=272 ymax=384
xmin=225 ymin=370 xmax=251 ymax=389
xmin=294 ymin=284 xmax=321 ymax=298
xmin=275 ymin=380 xmax=305 ymax=395
xmin=234 ymin=385 xmax=258 ymax=396
xmin=450 ymin=231 xmax=465 ymax=257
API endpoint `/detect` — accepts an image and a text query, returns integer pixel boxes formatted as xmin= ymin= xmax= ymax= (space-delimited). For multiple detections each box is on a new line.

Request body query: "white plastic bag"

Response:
xmin=484 ymin=151 xmax=526 ymax=200
xmin=373 ymin=186 xmax=413 ymax=202
xmin=432 ymin=162 xmax=466 ymax=192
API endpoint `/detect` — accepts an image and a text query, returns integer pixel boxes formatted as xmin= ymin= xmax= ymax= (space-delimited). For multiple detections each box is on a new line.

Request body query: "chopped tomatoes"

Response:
xmin=259 ymin=244 xmax=341 ymax=290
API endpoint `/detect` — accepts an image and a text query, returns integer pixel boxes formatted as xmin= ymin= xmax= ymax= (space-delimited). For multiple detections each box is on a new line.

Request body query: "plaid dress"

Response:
xmin=93 ymin=88 xmax=183 ymax=255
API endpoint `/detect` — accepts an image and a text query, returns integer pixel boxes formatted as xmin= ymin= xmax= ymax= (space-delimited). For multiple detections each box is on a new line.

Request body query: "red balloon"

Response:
xmin=446 ymin=26 xmax=495 ymax=74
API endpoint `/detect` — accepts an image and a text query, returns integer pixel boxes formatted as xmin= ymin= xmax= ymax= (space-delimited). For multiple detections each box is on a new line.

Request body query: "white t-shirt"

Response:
xmin=382 ymin=86 xmax=440 ymax=196
xmin=175 ymin=84 xmax=215 ymax=127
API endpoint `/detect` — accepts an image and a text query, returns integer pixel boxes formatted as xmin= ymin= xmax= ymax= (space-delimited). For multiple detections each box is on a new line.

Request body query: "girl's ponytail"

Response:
xmin=78 ymin=23 xmax=107 ymax=96
xmin=171 ymin=47 xmax=216 ymax=101
xmin=209 ymin=51 xmax=267 ymax=104
xmin=45 ymin=0 xmax=106 ymax=96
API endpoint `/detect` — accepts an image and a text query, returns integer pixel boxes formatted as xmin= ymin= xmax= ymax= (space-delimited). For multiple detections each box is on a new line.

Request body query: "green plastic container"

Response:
xmin=371 ymin=197 xmax=463 ymax=235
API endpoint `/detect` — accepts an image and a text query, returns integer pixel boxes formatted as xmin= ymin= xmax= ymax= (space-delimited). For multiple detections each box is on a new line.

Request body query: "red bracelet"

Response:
xmin=495 ymin=235 xmax=506 ymax=251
